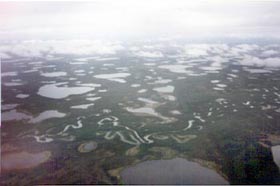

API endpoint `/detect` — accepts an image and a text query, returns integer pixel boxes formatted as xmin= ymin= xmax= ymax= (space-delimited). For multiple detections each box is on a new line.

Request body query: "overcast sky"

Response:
xmin=1 ymin=0 xmax=280 ymax=40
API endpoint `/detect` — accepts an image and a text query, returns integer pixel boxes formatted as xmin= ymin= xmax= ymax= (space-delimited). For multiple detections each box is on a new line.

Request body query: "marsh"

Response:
xmin=1 ymin=1 xmax=280 ymax=185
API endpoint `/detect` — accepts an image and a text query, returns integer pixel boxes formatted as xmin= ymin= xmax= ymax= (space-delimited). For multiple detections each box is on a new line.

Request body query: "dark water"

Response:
xmin=121 ymin=158 xmax=229 ymax=184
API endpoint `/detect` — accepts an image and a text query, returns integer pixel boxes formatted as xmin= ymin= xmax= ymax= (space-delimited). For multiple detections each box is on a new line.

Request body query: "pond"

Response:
xmin=121 ymin=158 xmax=229 ymax=185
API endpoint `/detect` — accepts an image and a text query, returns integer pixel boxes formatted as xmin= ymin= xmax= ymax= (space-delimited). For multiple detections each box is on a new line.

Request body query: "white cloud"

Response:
xmin=208 ymin=55 xmax=229 ymax=68
xmin=183 ymin=44 xmax=230 ymax=58
xmin=261 ymin=49 xmax=279 ymax=57
xmin=0 ymin=52 xmax=11 ymax=59
xmin=240 ymin=55 xmax=280 ymax=68
xmin=0 ymin=40 xmax=124 ymax=58
xmin=236 ymin=44 xmax=259 ymax=51
xmin=182 ymin=44 xmax=280 ymax=69
xmin=228 ymin=44 xmax=259 ymax=57
xmin=209 ymin=44 xmax=230 ymax=54
xmin=134 ymin=51 xmax=164 ymax=58
xmin=184 ymin=45 xmax=209 ymax=58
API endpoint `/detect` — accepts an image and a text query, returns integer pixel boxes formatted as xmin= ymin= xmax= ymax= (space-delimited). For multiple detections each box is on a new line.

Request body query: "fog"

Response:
xmin=1 ymin=0 xmax=280 ymax=40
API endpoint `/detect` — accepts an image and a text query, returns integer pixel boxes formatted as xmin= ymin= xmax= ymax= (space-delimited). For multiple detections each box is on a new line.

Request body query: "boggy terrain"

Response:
xmin=1 ymin=41 xmax=280 ymax=185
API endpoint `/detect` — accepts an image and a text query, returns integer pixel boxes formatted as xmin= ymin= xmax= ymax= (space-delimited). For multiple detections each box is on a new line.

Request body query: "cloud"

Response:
xmin=0 ymin=52 xmax=11 ymax=59
xmin=0 ymin=40 xmax=124 ymax=58
xmin=208 ymin=55 xmax=229 ymax=68
xmin=182 ymin=44 xmax=280 ymax=69
xmin=134 ymin=51 xmax=164 ymax=58
xmin=240 ymin=55 xmax=280 ymax=68
xmin=184 ymin=45 xmax=209 ymax=58
xmin=227 ymin=44 xmax=259 ymax=57
xmin=2 ymin=40 xmax=280 ymax=72
xmin=183 ymin=44 xmax=229 ymax=58
xmin=261 ymin=49 xmax=279 ymax=57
